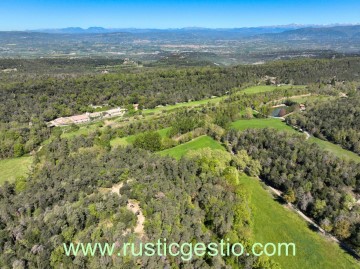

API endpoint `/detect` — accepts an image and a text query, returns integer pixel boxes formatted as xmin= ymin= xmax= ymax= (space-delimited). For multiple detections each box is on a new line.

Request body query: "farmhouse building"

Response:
xmin=105 ymin=107 xmax=126 ymax=117
xmin=71 ymin=114 xmax=90 ymax=124
xmin=48 ymin=107 xmax=126 ymax=127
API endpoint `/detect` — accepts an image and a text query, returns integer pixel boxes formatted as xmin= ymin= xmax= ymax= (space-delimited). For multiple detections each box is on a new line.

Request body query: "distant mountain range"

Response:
xmin=29 ymin=24 xmax=360 ymax=37
xmin=261 ymin=25 xmax=360 ymax=40
xmin=1 ymin=24 xmax=360 ymax=62
xmin=29 ymin=25 xmax=302 ymax=36
xmin=2 ymin=25 xmax=359 ymax=44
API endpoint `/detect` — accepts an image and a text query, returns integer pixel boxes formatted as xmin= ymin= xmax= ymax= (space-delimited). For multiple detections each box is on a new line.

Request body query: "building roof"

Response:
xmin=53 ymin=117 xmax=72 ymax=124
xmin=70 ymin=114 xmax=89 ymax=122
xmin=107 ymin=107 xmax=125 ymax=114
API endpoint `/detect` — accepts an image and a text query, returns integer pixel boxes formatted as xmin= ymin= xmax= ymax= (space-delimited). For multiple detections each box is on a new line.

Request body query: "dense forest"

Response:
xmin=286 ymin=92 xmax=360 ymax=155
xmin=224 ymin=128 xmax=360 ymax=253
xmin=0 ymin=136 xmax=281 ymax=269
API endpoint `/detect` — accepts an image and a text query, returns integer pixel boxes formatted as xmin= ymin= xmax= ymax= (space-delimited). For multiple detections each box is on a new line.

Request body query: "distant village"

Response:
xmin=47 ymin=104 xmax=138 ymax=127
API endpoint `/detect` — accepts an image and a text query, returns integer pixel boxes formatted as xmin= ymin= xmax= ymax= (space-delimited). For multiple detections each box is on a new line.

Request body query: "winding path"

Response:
xmin=102 ymin=181 xmax=146 ymax=238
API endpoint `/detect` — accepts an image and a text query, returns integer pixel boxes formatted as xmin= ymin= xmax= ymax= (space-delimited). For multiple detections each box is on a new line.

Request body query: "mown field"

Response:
xmin=142 ymin=85 xmax=305 ymax=115
xmin=239 ymin=85 xmax=305 ymax=95
xmin=61 ymin=121 xmax=104 ymax=139
xmin=142 ymin=96 xmax=226 ymax=115
xmin=287 ymin=94 xmax=335 ymax=104
xmin=309 ymin=137 xmax=360 ymax=163
xmin=230 ymin=118 xmax=296 ymax=132
xmin=0 ymin=156 xmax=33 ymax=184
xmin=158 ymin=135 xmax=224 ymax=159
xmin=240 ymin=175 xmax=359 ymax=269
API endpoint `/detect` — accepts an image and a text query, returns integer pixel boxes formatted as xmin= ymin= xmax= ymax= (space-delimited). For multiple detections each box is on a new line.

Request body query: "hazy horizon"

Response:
xmin=1 ymin=0 xmax=360 ymax=31
xmin=2 ymin=23 xmax=359 ymax=33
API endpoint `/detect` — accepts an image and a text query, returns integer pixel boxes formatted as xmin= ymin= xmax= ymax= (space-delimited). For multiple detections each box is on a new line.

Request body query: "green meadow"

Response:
xmin=287 ymin=94 xmax=335 ymax=104
xmin=240 ymin=175 xmax=359 ymax=269
xmin=61 ymin=121 xmax=104 ymax=139
xmin=309 ymin=137 xmax=360 ymax=163
xmin=230 ymin=118 xmax=296 ymax=132
xmin=142 ymin=96 xmax=226 ymax=115
xmin=0 ymin=156 xmax=33 ymax=184
xmin=158 ymin=135 xmax=224 ymax=159
xmin=240 ymin=85 xmax=305 ymax=95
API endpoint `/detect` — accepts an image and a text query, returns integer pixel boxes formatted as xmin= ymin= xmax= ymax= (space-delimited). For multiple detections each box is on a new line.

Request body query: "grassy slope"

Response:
xmin=0 ymin=156 xmax=33 ymax=184
xmin=61 ymin=122 xmax=104 ymax=139
xmin=309 ymin=137 xmax=360 ymax=163
xmin=158 ymin=135 xmax=224 ymax=159
xmin=240 ymin=85 xmax=305 ymax=95
xmin=142 ymin=96 xmax=226 ymax=115
xmin=110 ymin=134 xmax=136 ymax=147
xmin=288 ymin=95 xmax=335 ymax=104
xmin=240 ymin=175 xmax=359 ymax=269
xmin=143 ymin=85 xmax=304 ymax=115
xmin=230 ymin=118 xmax=296 ymax=132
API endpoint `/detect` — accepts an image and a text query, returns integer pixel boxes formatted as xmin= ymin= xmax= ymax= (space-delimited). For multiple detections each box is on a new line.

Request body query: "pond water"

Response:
xmin=271 ymin=106 xmax=287 ymax=117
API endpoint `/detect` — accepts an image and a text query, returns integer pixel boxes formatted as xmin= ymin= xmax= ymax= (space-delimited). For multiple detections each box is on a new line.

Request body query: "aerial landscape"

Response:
xmin=0 ymin=0 xmax=360 ymax=268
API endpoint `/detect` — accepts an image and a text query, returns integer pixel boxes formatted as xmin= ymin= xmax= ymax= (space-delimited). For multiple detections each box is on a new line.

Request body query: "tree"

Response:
xmin=320 ymin=218 xmax=333 ymax=232
xmin=334 ymin=219 xmax=351 ymax=239
xmin=223 ymin=166 xmax=239 ymax=185
xmin=244 ymin=107 xmax=253 ymax=119
xmin=15 ymin=177 xmax=27 ymax=193
xmin=284 ymin=189 xmax=296 ymax=203
xmin=313 ymin=199 xmax=326 ymax=217
xmin=133 ymin=131 xmax=162 ymax=152
xmin=13 ymin=143 xmax=24 ymax=157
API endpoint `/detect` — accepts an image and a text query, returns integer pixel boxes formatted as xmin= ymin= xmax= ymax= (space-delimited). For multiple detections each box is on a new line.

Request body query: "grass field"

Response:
xmin=110 ymin=134 xmax=136 ymax=147
xmin=0 ymin=156 xmax=33 ymax=184
xmin=239 ymin=175 xmax=359 ymax=269
xmin=240 ymin=85 xmax=305 ymax=95
xmin=142 ymin=96 xmax=226 ymax=115
xmin=230 ymin=118 xmax=296 ymax=133
xmin=287 ymin=94 xmax=335 ymax=104
xmin=309 ymin=137 xmax=360 ymax=163
xmin=159 ymin=135 xmax=224 ymax=159
xmin=110 ymin=127 xmax=171 ymax=147
xmin=143 ymin=85 xmax=304 ymax=115
xmin=61 ymin=122 xmax=104 ymax=139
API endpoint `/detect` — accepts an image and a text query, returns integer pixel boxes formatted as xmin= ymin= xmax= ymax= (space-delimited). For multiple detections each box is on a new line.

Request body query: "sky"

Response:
xmin=0 ymin=0 xmax=360 ymax=30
